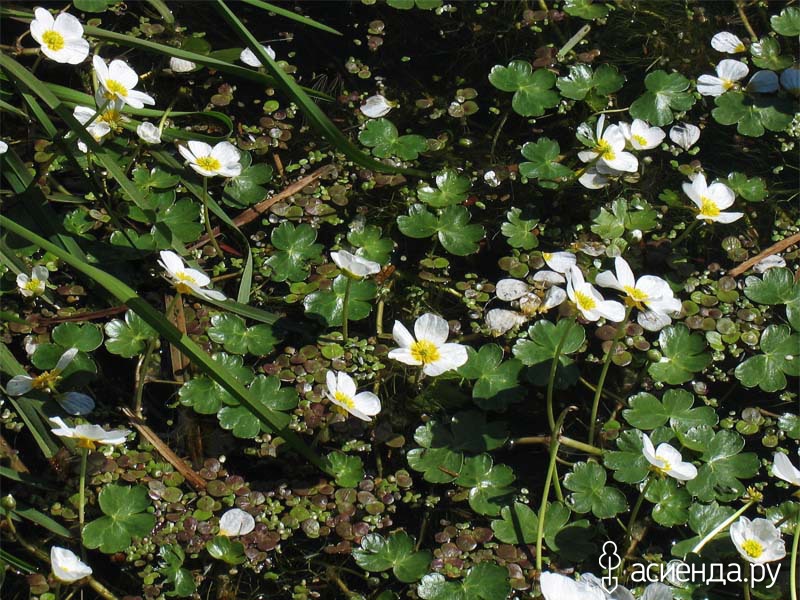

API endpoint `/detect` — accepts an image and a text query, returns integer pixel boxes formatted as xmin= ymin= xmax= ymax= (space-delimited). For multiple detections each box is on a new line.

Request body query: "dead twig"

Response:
xmin=728 ymin=232 xmax=800 ymax=277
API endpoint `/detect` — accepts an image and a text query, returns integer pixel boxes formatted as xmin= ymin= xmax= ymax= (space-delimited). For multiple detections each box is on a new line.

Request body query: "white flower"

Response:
xmin=239 ymin=45 xmax=276 ymax=67
xmin=486 ymin=278 xmax=564 ymax=335
xmin=324 ymin=371 xmax=381 ymax=421
xmin=696 ymin=59 xmax=748 ymax=96
xmin=331 ymin=250 xmax=381 ymax=279
xmin=730 ymin=517 xmax=786 ymax=564
xmin=595 ymin=256 xmax=681 ymax=331
xmin=669 ymin=123 xmax=700 ymax=150
xmin=360 ymin=94 xmax=392 ymax=118
xmin=169 ymin=57 xmax=197 ymax=73
xmin=780 ymin=66 xmax=800 ymax=96
xmin=93 ymin=56 xmax=155 ymax=109
xmin=747 ymin=70 xmax=779 ymax=93
xmin=30 ymin=8 xmax=89 ymax=64
xmin=711 ymin=31 xmax=746 ymax=54
xmin=541 ymin=251 xmax=576 ymax=274
xmin=49 ymin=416 xmax=131 ymax=450
xmin=136 ymin=122 xmax=161 ymax=144
xmin=51 ymin=546 xmax=92 ymax=582
xmin=218 ymin=508 xmax=255 ymax=536
xmin=73 ymin=101 xmax=127 ymax=145
xmin=158 ymin=251 xmax=226 ymax=300
xmin=17 ymin=265 xmax=49 ymax=297
xmin=0 ymin=141 xmax=7 ymax=154
xmin=754 ymin=255 xmax=786 ymax=273
xmin=178 ymin=140 xmax=242 ymax=178
xmin=566 ymin=266 xmax=625 ymax=322
xmin=577 ymin=115 xmax=638 ymax=173
xmin=578 ymin=166 xmax=611 ymax=189
xmin=619 ymin=119 xmax=665 ymax=150
xmin=682 ymin=173 xmax=743 ymax=224
xmin=388 ymin=313 xmax=468 ymax=376
xmin=6 ymin=348 xmax=78 ymax=397
xmin=772 ymin=450 xmax=800 ymax=486
xmin=641 ymin=434 xmax=697 ymax=481
xmin=540 ymin=572 xmax=607 ymax=600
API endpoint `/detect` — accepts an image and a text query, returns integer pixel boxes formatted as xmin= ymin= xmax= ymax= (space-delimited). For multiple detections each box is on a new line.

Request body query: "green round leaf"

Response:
xmin=303 ymin=275 xmax=377 ymax=326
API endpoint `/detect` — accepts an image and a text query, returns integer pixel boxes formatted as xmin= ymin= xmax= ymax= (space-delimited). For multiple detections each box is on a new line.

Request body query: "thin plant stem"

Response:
xmin=588 ymin=307 xmax=632 ymax=447
xmin=202 ymin=177 xmax=224 ymax=258
xmin=546 ymin=320 xmax=575 ymax=433
xmin=626 ymin=476 xmax=653 ymax=536
xmin=790 ymin=514 xmax=799 ymax=600
xmin=342 ymin=276 xmax=352 ymax=341
xmin=133 ymin=338 xmax=158 ymax=418
xmin=691 ymin=499 xmax=757 ymax=555
xmin=743 ymin=581 xmax=751 ymax=600
xmin=672 ymin=218 xmax=702 ymax=248
xmin=512 ymin=435 xmax=603 ymax=456
xmin=535 ymin=407 xmax=574 ymax=572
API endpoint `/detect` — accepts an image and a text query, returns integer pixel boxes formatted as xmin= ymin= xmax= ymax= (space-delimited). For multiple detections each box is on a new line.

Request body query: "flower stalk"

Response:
xmin=202 ymin=177 xmax=223 ymax=258
xmin=342 ymin=276 xmax=352 ymax=341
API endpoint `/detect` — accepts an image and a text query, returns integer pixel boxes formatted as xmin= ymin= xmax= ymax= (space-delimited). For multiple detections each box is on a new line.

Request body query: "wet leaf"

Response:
xmin=744 ymin=268 xmax=800 ymax=330
xmin=750 ymin=37 xmax=792 ymax=71
xmin=348 ymin=225 xmax=393 ymax=264
xmin=500 ymin=207 xmax=539 ymax=250
xmin=457 ymin=344 xmax=524 ymax=410
xmin=557 ymin=64 xmax=623 ymax=100
xmin=563 ymin=0 xmax=609 ymax=20
xmin=726 ymin=172 xmax=767 ymax=201
xmin=224 ymin=152 xmax=273 ymax=207
xmin=206 ymin=536 xmax=246 ymax=564
xmin=513 ymin=319 xmax=585 ymax=366
xmin=629 ymin=70 xmax=695 ymax=126
xmin=353 ymin=532 xmax=431 ymax=582
xmin=327 ymin=451 xmax=365 ymax=488
xmin=771 ymin=6 xmax=800 ymax=36
xmin=644 ymin=478 xmax=690 ymax=526
xmin=397 ymin=204 xmax=484 ymax=256
xmin=82 ymin=484 xmax=155 ymax=553
xmin=623 ymin=389 xmax=718 ymax=430
xmin=358 ymin=118 xmax=427 ymax=160
xmin=52 ymin=323 xmax=103 ymax=352
xmin=712 ymin=92 xmax=794 ymax=137
xmin=648 ymin=324 xmax=711 ymax=385
xmin=266 ymin=222 xmax=323 ymax=282
xmin=564 ymin=461 xmax=627 ymax=518
xmin=519 ymin=138 xmax=573 ymax=183
xmin=734 ymin=325 xmax=800 ymax=392
xmin=159 ymin=544 xmax=196 ymax=598
xmin=104 ymin=310 xmax=158 ymax=358
xmin=455 ymin=454 xmax=515 ymax=516
xmin=417 ymin=170 xmax=471 ymax=208
xmin=685 ymin=429 xmax=759 ymax=502
xmin=303 ymin=275 xmax=377 ymax=326
xmin=208 ymin=314 xmax=280 ymax=355
xmin=488 ymin=60 xmax=559 ymax=117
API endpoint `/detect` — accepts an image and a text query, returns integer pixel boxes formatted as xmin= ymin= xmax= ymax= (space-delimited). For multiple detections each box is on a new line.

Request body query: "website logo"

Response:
xmin=599 ymin=540 xmax=621 ymax=593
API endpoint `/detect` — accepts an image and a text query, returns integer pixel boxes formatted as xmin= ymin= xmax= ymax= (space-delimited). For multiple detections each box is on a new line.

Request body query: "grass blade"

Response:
xmin=215 ymin=0 xmax=427 ymax=178
xmin=0 ymin=216 xmax=329 ymax=475
xmin=1 ymin=503 xmax=72 ymax=538
xmin=240 ymin=0 xmax=342 ymax=36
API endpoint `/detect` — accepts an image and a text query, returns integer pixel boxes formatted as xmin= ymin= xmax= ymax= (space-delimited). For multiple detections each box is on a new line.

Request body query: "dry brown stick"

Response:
xmin=728 ymin=232 xmax=800 ymax=277
xmin=32 ymin=305 xmax=128 ymax=325
xmin=121 ymin=407 xmax=207 ymax=491
xmin=190 ymin=164 xmax=335 ymax=250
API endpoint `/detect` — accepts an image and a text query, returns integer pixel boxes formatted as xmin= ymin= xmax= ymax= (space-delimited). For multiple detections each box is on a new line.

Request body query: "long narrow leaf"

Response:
xmin=240 ymin=0 xmax=342 ymax=36
xmin=214 ymin=0 xmax=428 ymax=178
xmin=1 ymin=503 xmax=72 ymax=538
xmin=0 ymin=216 xmax=329 ymax=475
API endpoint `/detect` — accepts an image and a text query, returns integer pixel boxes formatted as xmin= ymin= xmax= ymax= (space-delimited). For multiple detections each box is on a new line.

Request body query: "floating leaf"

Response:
xmin=457 ymin=344 xmax=524 ymax=410
xmin=726 ymin=172 xmax=768 ymax=201
xmin=500 ymin=207 xmax=539 ymax=250
xmin=518 ymin=138 xmax=573 ymax=183
xmin=771 ymin=6 xmax=800 ymax=36
xmin=564 ymin=461 xmax=627 ymax=519
xmin=648 ymin=324 xmax=711 ymax=385
xmin=397 ymin=204 xmax=484 ymax=256
xmin=744 ymin=268 xmax=800 ymax=330
xmin=223 ymin=152 xmax=273 ymax=207
xmin=712 ymin=92 xmax=794 ymax=137
xmin=455 ymin=454 xmax=515 ymax=516
xmin=750 ymin=37 xmax=792 ymax=71
xmin=418 ymin=563 xmax=510 ymax=600
xmin=353 ymin=532 xmax=431 ymax=583
xmin=491 ymin=501 xmax=538 ymax=544
xmin=104 ymin=310 xmax=158 ymax=358
xmin=644 ymin=478 xmax=690 ymax=526
xmin=327 ymin=451 xmax=365 ymax=488
xmin=556 ymin=64 xmax=624 ymax=100
xmin=417 ymin=170 xmax=471 ymax=208
xmin=563 ymin=0 xmax=609 ymax=20
xmin=159 ymin=545 xmax=196 ymax=598
xmin=488 ymin=60 xmax=559 ymax=117
xmin=266 ymin=222 xmax=323 ymax=282
xmin=348 ymin=225 xmax=393 ymax=264
xmin=82 ymin=484 xmax=155 ymax=553
xmin=513 ymin=319 xmax=585 ymax=366
xmin=205 ymin=536 xmax=246 ymax=564
xmin=685 ymin=429 xmax=759 ymax=502
xmin=52 ymin=323 xmax=103 ymax=352
xmin=303 ymin=275 xmax=377 ymax=326
xmin=604 ymin=429 xmax=652 ymax=484
xmin=207 ymin=314 xmax=280 ymax=356
xmin=623 ymin=389 xmax=717 ymax=430
xmin=734 ymin=325 xmax=800 ymax=392
xmin=629 ymin=70 xmax=695 ymax=126
xmin=358 ymin=118 xmax=427 ymax=160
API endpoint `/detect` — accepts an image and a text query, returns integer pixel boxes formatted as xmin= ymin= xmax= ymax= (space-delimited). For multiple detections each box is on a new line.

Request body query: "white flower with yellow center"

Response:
xmin=619 ymin=119 xmax=665 ymax=150
xmin=697 ymin=59 xmax=748 ymax=96
xmin=240 ymin=45 xmax=276 ymax=67
xmin=565 ymin=266 xmax=625 ymax=323
xmin=16 ymin=265 xmax=49 ymax=297
xmin=73 ymin=101 xmax=127 ymax=144
xmin=711 ymin=31 xmax=746 ymax=54
xmin=51 ymin=546 xmax=92 ymax=583
xmin=596 ymin=256 xmax=682 ymax=331
xmin=773 ymin=450 xmax=800 ymax=486
xmin=49 ymin=416 xmax=131 ymax=450
xmin=218 ymin=508 xmax=255 ymax=537
xmin=92 ymin=56 xmax=155 ymax=109
xmin=6 ymin=348 xmax=78 ymax=397
xmin=178 ymin=140 xmax=242 ymax=178
xmin=30 ymin=8 xmax=89 ymax=64
xmin=682 ymin=173 xmax=743 ymax=224
xmin=331 ymin=250 xmax=381 ymax=279
xmin=388 ymin=313 xmax=468 ymax=376
xmin=158 ymin=251 xmax=226 ymax=300
xmin=136 ymin=122 xmax=162 ymax=144
xmin=669 ymin=123 xmax=700 ymax=151
xmin=577 ymin=115 xmax=638 ymax=173
xmin=324 ymin=371 xmax=381 ymax=421
xmin=730 ymin=517 xmax=786 ymax=564
xmin=641 ymin=434 xmax=697 ymax=481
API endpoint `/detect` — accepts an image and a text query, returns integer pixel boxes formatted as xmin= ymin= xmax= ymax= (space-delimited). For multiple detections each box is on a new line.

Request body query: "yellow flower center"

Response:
xmin=699 ymin=196 xmax=721 ymax=218
xmin=574 ymin=290 xmax=597 ymax=311
xmin=722 ymin=79 xmax=735 ymax=90
xmin=542 ymin=252 xmax=552 ymax=261
xmin=410 ymin=340 xmax=441 ymax=365
xmin=77 ymin=438 xmax=97 ymax=450
xmin=655 ymin=456 xmax=672 ymax=473
xmin=632 ymin=134 xmax=648 ymax=147
xmin=196 ymin=156 xmax=222 ymax=172
xmin=31 ymin=370 xmax=60 ymax=391
xmin=741 ymin=539 xmax=764 ymax=559
xmin=175 ymin=272 xmax=198 ymax=285
xmin=595 ymin=139 xmax=616 ymax=161
xmin=103 ymin=80 xmax=128 ymax=99
xmin=42 ymin=30 xmax=65 ymax=52
xmin=24 ymin=278 xmax=42 ymax=292
xmin=99 ymin=109 xmax=122 ymax=126
xmin=734 ymin=43 xmax=746 ymax=53
xmin=334 ymin=391 xmax=356 ymax=410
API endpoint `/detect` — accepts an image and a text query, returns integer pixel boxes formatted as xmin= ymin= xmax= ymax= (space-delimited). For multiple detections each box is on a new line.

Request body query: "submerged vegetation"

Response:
xmin=0 ymin=1 xmax=798 ymax=599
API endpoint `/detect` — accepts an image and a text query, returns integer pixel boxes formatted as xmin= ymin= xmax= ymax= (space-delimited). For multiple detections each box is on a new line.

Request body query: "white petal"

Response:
xmin=58 ymin=39 xmax=90 ymax=64
xmin=211 ymin=141 xmax=241 ymax=164
xmin=126 ymin=89 xmax=156 ymax=108
xmin=182 ymin=267 xmax=211 ymax=287
xmin=31 ymin=265 xmax=50 ymax=282
xmin=55 ymin=347 xmax=79 ymax=372
xmin=495 ymin=278 xmax=530 ymax=301
xmin=544 ymin=251 xmax=576 ymax=274
xmin=614 ymin=256 xmax=636 ymax=289
xmin=353 ymin=392 xmax=381 ymax=416
xmin=595 ymin=269 xmax=621 ymax=291
xmin=696 ymin=75 xmax=726 ymax=96
xmin=543 ymin=286 xmax=566 ymax=310
xmin=596 ymin=300 xmax=625 ymax=322
xmin=51 ymin=546 xmax=92 ymax=582
xmin=669 ymin=462 xmax=698 ymax=481
xmin=136 ymin=122 xmax=161 ymax=144
xmin=325 ymin=370 xmax=337 ymax=395
xmin=178 ymin=144 xmax=197 ymax=163
xmin=711 ymin=32 xmax=745 ymax=53
xmin=170 ymin=57 xmax=197 ymax=73
xmin=601 ymin=150 xmax=638 ymax=173
xmin=773 ymin=452 xmax=800 ymax=486
xmin=641 ymin=434 xmax=657 ymax=462
xmin=754 ymin=255 xmax=786 ymax=273
xmin=387 ymin=347 xmax=421 ymax=366
xmin=391 ymin=320 xmax=415 ymax=349
xmin=92 ymin=55 xmax=109 ymax=82
xmin=424 ymin=343 xmax=468 ymax=376
xmin=747 ymin=70 xmax=779 ymax=93
xmin=637 ymin=310 xmax=672 ymax=332
xmin=219 ymin=508 xmax=255 ymax=536
xmin=187 ymin=140 xmax=213 ymax=160
xmin=708 ymin=211 xmax=743 ymax=224
xmin=577 ymin=149 xmax=600 ymax=164
xmin=669 ymin=123 xmax=700 ymax=150
xmin=578 ymin=168 xmax=609 ymax=189
xmin=159 ymin=250 xmax=185 ymax=276
xmin=336 ymin=372 xmax=357 ymax=398
xmin=53 ymin=12 xmax=84 ymax=39
xmin=485 ymin=309 xmax=526 ymax=335
xmin=360 ymin=94 xmax=392 ymax=118
xmin=532 ymin=270 xmax=565 ymax=285
xmin=108 ymin=59 xmax=139 ymax=89
xmin=6 ymin=375 xmax=34 ymax=396
xmin=717 ymin=59 xmax=748 ymax=82
xmin=707 ymin=181 xmax=735 ymax=209
xmin=414 ymin=313 xmax=449 ymax=346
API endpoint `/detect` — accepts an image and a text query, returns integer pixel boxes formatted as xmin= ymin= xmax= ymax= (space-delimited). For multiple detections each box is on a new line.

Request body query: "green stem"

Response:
xmin=202 ymin=177 xmax=224 ymax=258
xmin=672 ymin=218 xmax=702 ymax=248
xmin=626 ymin=476 xmax=653 ymax=537
xmin=536 ymin=407 xmax=573 ymax=572
xmin=78 ymin=446 xmax=88 ymax=547
xmin=588 ymin=307 xmax=632 ymax=447
xmin=691 ymin=499 xmax=757 ymax=555
xmin=512 ymin=435 xmax=603 ymax=456
xmin=546 ymin=321 xmax=575 ymax=433
xmin=342 ymin=276 xmax=352 ymax=341
xmin=133 ymin=338 xmax=158 ymax=418
xmin=743 ymin=580 xmax=751 ymax=600
xmin=790 ymin=513 xmax=799 ymax=600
